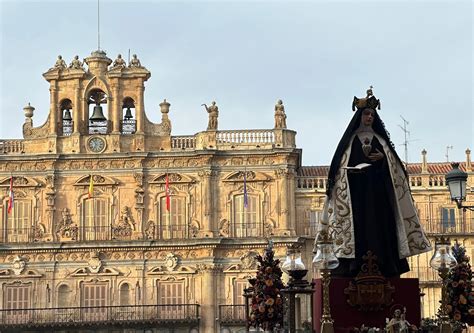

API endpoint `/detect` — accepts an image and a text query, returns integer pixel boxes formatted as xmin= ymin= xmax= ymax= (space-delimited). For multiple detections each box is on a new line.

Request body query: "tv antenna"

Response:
xmin=398 ymin=116 xmax=410 ymax=164
xmin=398 ymin=115 xmax=419 ymax=165
xmin=445 ymin=145 xmax=453 ymax=162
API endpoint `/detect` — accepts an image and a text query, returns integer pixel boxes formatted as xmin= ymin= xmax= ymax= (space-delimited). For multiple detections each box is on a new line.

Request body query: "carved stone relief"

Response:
xmin=12 ymin=256 xmax=26 ymax=275
xmin=164 ymin=253 xmax=179 ymax=272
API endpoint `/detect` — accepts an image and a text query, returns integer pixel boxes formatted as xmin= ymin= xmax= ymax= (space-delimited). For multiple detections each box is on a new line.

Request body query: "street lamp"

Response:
xmin=281 ymin=244 xmax=315 ymax=332
xmin=445 ymin=163 xmax=474 ymax=211
xmin=312 ymin=230 xmax=339 ymax=333
xmin=430 ymin=236 xmax=457 ymax=333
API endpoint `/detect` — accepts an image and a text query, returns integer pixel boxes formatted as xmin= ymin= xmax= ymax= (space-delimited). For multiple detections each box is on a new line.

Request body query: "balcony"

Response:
xmin=219 ymin=305 xmax=246 ymax=326
xmin=420 ymin=218 xmax=474 ymax=235
xmin=0 ymin=304 xmax=200 ymax=330
xmin=0 ymin=140 xmax=24 ymax=154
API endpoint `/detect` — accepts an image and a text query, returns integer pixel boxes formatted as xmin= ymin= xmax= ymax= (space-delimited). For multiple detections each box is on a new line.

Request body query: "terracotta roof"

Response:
xmin=299 ymin=166 xmax=329 ymax=177
xmin=298 ymin=162 xmax=471 ymax=177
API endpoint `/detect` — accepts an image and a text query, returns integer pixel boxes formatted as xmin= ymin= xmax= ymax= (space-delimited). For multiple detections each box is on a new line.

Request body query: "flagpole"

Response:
xmin=10 ymin=174 xmax=14 ymax=242
xmin=243 ymin=166 xmax=247 ymax=237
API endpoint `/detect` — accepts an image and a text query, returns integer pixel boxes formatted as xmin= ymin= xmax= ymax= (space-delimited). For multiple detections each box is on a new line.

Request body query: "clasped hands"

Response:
xmin=368 ymin=148 xmax=384 ymax=161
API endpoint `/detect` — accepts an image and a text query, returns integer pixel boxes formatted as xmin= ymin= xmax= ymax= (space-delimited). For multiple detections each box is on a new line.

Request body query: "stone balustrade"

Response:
xmin=171 ymin=136 xmax=196 ymax=149
xmin=0 ymin=140 xmax=24 ymax=154
xmin=296 ymin=176 xmax=327 ymax=191
xmin=216 ymin=129 xmax=275 ymax=145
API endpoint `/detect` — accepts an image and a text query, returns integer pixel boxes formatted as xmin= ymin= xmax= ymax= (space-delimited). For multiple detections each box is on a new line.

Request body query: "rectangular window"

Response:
xmin=158 ymin=281 xmax=185 ymax=319
xmin=309 ymin=210 xmax=322 ymax=236
xmin=6 ymin=200 xmax=31 ymax=243
xmin=160 ymin=197 xmax=186 ymax=239
xmin=84 ymin=198 xmax=108 ymax=240
xmin=82 ymin=283 xmax=108 ymax=321
xmin=232 ymin=280 xmax=247 ymax=321
xmin=234 ymin=195 xmax=259 ymax=237
xmin=4 ymin=285 xmax=30 ymax=324
xmin=441 ymin=207 xmax=455 ymax=230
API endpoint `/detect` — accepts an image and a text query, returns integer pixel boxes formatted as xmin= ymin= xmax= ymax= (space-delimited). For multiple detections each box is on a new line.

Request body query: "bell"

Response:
xmin=124 ymin=107 xmax=133 ymax=120
xmin=63 ymin=109 xmax=72 ymax=121
xmin=89 ymin=104 xmax=106 ymax=122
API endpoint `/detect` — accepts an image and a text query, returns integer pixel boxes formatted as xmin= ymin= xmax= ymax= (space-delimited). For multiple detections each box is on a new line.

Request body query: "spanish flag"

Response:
xmin=88 ymin=175 xmax=94 ymax=198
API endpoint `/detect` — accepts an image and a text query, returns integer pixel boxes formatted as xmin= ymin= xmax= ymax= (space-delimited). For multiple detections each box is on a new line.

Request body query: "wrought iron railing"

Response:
xmin=420 ymin=218 xmax=474 ymax=234
xmin=61 ymin=120 xmax=73 ymax=136
xmin=219 ymin=305 xmax=246 ymax=325
xmin=121 ymin=119 xmax=137 ymax=135
xmin=88 ymin=120 xmax=110 ymax=135
xmin=0 ymin=304 xmax=200 ymax=329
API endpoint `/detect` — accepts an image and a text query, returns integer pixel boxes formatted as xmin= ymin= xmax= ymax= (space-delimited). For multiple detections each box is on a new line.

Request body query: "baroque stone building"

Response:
xmin=0 ymin=50 xmax=472 ymax=332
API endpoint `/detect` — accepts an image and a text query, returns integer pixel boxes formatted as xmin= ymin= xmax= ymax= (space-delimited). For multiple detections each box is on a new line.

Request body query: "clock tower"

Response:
xmin=23 ymin=50 xmax=171 ymax=154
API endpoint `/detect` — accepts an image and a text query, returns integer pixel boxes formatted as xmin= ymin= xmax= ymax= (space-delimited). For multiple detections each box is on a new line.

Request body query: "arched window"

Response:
xmin=83 ymin=198 xmax=109 ymax=241
xmin=5 ymin=199 xmax=32 ymax=243
xmin=119 ymin=283 xmax=131 ymax=306
xmin=159 ymin=196 xmax=186 ymax=239
xmin=87 ymin=89 xmax=108 ymax=135
xmin=57 ymin=284 xmax=71 ymax=308
xmin=121 ymin=97 xmax=136 ymax=134
xmin=233 ymin=194 xmax=259 ymax=237
xmin=59 ymin=99 xmax=73 ymax=136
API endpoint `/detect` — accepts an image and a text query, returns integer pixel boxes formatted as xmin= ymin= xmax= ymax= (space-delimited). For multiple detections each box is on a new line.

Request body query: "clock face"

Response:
xmin=88 ymin=137 xmax=106 ymax=153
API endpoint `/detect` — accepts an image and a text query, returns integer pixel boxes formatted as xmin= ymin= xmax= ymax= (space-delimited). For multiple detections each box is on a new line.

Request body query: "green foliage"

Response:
xmin=446 ymin=242 xmax=474 ymax=325
xmin=249 ymin=243 xmax=285 ymax=331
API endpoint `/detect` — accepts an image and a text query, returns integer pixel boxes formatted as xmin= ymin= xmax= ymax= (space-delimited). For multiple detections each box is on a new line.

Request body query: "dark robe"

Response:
xmin=332 ymin=135 xmax=409 ymax=277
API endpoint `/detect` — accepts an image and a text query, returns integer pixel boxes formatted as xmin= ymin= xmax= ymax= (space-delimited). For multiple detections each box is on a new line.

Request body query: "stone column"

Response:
xmin=199 ymin=264 xmax=221 ymax=333
xmin=49 ymin=83 xmax=58 ymax=135
xmin=111 ymin=82 xmax=121 ymax=133
xmin=199 ymin=170 xmax=214 ymax=237
xmin=276 ymin=168 xmax=290 ymax=235
xmin=136 ymin=84 xmax=144 ymax=134
xmin=73 ymin=83 xmax=81 ymax=134
xmin=288 ymin=168 xmax=296 ymax=235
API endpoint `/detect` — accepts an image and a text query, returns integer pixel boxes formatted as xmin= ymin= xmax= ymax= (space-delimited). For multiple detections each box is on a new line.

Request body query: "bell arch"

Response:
xmin=59 ymin=98 xmax=73 ymax=136
xmin=87 ymin=89 xmax=109 ymax=135
xmin=121 ymin=97 xmax=136 ymax=134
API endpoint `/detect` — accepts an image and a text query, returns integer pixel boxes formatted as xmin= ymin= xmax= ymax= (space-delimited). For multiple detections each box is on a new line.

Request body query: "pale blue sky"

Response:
xmin=0 ymin=0 xmax=472 ymax=165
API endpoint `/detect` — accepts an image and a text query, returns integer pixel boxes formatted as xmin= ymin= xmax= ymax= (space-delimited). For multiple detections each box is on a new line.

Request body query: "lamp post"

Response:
xmin=281 ymin=244 xmax=315 ymax=333
xmin=430 ymin=236 xmax=457 ymax=333
xmin=312 ymin=230 xmax=339 ymax=333
xmin=445 ymin=163 xmax=474 ymax=211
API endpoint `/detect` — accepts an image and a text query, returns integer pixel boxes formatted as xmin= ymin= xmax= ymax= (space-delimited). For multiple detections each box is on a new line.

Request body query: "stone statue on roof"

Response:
xmin=274 ymin=99 xmax=287 ymax=129
xmin=202 ymin=101 xmax=219 ymax=131
xmin=129 ymin=54 xmax=142 ymax=68
xmin=69 ymin=55 xmax=84 ymax=70
xmin=112 ymin=54 xmax=126 ymax=69
xmin=54 ymin=55 xmax=67 ymax=69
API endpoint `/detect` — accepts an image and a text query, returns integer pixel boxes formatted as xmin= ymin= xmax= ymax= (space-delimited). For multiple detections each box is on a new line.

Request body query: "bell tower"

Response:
xmin=23 ymin=50 xmax=171 ymax=154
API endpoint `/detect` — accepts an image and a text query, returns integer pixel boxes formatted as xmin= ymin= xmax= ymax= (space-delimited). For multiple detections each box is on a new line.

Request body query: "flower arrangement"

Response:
xmin=446 ymin=241 xmax=474 ymax=326
xmin=248 ymin=242 xmax=285 ymax=331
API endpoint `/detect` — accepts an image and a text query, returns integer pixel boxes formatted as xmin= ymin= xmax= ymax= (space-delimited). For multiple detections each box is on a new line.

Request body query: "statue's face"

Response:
xmin=361 ymin=109 xmax=374 ymax=127
xmin=394 ymin=309 xmax=401 ymax=318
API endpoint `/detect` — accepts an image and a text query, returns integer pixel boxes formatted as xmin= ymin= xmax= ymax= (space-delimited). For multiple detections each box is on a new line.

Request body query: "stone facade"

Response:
xmin=0 ymin=50 xmax=472 ymax=332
